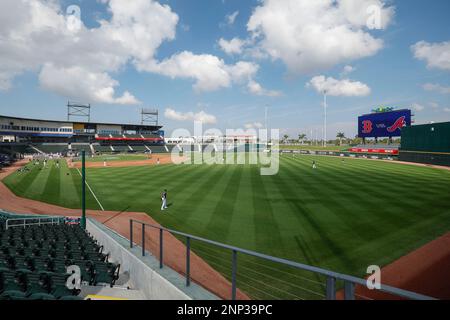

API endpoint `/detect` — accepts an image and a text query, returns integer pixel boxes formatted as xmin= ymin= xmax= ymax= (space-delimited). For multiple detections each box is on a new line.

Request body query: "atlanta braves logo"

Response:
xmin=362 ymin=120 xmax=373 ymax=133
xmin=387 ymin=116 xmax=406 ymax=133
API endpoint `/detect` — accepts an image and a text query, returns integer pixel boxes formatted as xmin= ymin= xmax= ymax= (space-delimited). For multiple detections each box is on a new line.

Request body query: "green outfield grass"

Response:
xmin=72 ymin=154 xmax=150 ymax=162
xmin=3 ymin=156 xmax=450 ymax=299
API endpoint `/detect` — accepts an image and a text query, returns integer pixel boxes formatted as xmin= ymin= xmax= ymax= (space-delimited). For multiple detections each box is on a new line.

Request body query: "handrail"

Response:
xmin=5 ymin=216 xmax=64 ymax=230
xmin=129 ymin=219 xmax=436 ymax=301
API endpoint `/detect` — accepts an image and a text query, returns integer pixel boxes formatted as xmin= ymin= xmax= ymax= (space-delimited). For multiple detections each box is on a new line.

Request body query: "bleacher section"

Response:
xmin=129 ymin=145 xmax=148 ymax=152
xmin=0 ymin=213 xmax=120 ymax=300
xmin=92 ymin=145 xmax=113 ymax=153
xmin=34 ymin=144 xmax=68 ymax=155
xmin=70 ymin=144 xmax=93 ymax=156
xmin=92 ymin=133 xmax=165 ymax=154
xmin=110 ymin=145 xmax=130 ymax=153
xmin=0 ymin=144 xmax=35 ymax=156
xmin=146 ymin=145 xmax=167 ymax=153
xmin=141 ymin=133 xmax=161 ymax=139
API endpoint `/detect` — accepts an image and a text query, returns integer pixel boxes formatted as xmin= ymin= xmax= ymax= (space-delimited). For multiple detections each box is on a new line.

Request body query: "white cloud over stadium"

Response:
xmin=164 ymin=108 xmax=217 ymax=124
xmin=0 ymin=0 xmax=279 ymax=103
xmin=307 ymin=76 xmax=371 ymax=96
xmin=246 ymin=0 xmax=394 ymax=74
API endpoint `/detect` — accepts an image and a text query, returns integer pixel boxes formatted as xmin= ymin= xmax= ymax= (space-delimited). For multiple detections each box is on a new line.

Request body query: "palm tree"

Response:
xmin=336 ymin=132 xmax=346 ymax=145
xmin=283 ymin=134 xmax=289 ymax=144
xmin=298 ymin=134 xmax=307 ymax=145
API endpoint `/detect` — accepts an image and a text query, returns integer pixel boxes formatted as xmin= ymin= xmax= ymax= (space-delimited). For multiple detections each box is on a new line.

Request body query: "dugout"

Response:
xmin=399 ymin=122 xmax=450 ymax=166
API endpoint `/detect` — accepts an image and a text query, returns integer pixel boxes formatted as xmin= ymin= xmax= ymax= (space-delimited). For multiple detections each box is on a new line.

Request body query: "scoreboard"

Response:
xmin=358 ymin=109 xmax=411 ymax=138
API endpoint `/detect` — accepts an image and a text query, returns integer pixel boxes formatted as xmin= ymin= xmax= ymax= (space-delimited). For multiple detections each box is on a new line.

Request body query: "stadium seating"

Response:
xmin=93 ymin=145 xmax=113 ymax=153
xmin=141 ymin=133 xmax=161 ymax=139
xmin=129 ymin=145 xmax=148 ymax=152
xmin=125 ymin=134 xmax=144 ymax=139
xmin=111 ymin=145 xmax=131 ymax=153
xmin=34 ymin=143 xmax=68 ymax=154
xmin=70 ymin=144 xmax=93 ymax=156
xmin=0 ymin=144 xmax=35 ymax=155
xmin=147 ymin=145 xmax=168 ymax=153
xmin=0 ymin=215 xmax=120 ymax=300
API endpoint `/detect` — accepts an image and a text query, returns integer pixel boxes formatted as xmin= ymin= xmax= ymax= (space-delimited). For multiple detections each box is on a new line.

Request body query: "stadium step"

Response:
xmin=80 ymin=285 xmax=145 ymax=300
xmin=30 ymin=145 xmax=44 ymax=154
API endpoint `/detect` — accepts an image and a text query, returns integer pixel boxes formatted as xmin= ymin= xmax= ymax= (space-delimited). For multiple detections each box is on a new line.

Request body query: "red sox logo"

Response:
xmin=387 ymin=116 xmax=406 ymax=133
xmin=362 ymin=120 xmax=373 ymax=133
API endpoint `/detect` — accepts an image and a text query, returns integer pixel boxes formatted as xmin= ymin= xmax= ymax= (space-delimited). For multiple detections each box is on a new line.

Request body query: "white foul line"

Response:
xmin=76 ymin=168 xmax=105 ymax=211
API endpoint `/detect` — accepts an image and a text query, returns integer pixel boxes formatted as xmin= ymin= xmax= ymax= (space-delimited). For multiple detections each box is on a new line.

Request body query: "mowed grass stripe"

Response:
xmin=249 ymin=166 xmax=285 ymax=255
xmin=41 ymin=162 xmax=61 ymax=205
xmin=24 ymin=162 xmax=53 ymax=199
xmin=59 ymin=161 xmax=80 ymax=208
xmin=291 ymin=160 xmax=400 ymax=242
xmin=174 ymin=166 xmax=232 ymax=233
xmin=204 ymin=165 xmax=242 ymax=241
xmin=84 ymin=164 xmax=196 ymax=212
xmin=274 ymin=158 xmax=357 ymax=271
xmin=227 ymin=166 xmax=256 ymax=249
xmin=283 ymin=156 xmax=450 ymax=273
xmin=3 ymin=163 xmax=41 ymax=196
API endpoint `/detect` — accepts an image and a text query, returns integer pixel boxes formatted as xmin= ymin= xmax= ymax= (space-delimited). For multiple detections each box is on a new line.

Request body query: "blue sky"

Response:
xmin=0 ymin=0 xmax=449 ymax=139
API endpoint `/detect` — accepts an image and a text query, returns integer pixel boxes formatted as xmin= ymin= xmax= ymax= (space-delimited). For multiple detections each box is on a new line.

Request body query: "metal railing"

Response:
xmin=5 ymin=216 xmax=65 ymax=230
xmin=129 ymin=219 xmax=435 ymax=301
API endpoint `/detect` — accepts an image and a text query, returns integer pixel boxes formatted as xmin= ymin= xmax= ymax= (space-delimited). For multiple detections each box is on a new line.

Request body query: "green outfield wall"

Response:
xmin=399 ymin=122 xmax=450 ymax=166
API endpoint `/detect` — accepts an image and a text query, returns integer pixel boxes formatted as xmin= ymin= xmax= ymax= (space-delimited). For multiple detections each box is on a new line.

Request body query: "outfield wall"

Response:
xmin=278 ymin=149 xmax=397 ymax=160
xmin=400 ymin=122 xmax=450 ymax=167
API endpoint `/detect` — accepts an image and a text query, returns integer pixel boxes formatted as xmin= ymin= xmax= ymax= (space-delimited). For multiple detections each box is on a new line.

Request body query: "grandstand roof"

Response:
xmin=0 ymin=114 xmax=162 ymax=130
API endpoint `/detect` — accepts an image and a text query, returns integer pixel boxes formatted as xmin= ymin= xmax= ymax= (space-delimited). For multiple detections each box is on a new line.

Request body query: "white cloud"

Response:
xmin=423 ymin=83 xmax=450 ymax=94
xmin=164 ymin=108 xmax=217 ymax=124
xmin=144 ymin=51 xmax=259 ymax=92
xmin=245 ymin=122 xmax=263 ymax=129
xmin=39 ymin=64 xmax=140 ymax=105
xmin=0 ymin=0 xmax=178 ymax=103
xmin=341 ymin=65 xmax=356 ymax=77
xmin=428 ymin=102 xmax=439 ymax=109
xmin=412 ymin=41 xmax=450 ymax=71
xmin=444 ymin=108 xmax=450 ymax=113
xmin=226 ymin=11 xmax=239 ymax=25
xmin=247 ymin=0 xmax=393 ymax=74
xmin=247 ymin=80 xmax=282 ymax=97
xmin=411 ymin=103 xmax=425 ymax=112
xmin=307 ymin=75 xmax=371 ymax=96
xmin=218 ymin=38 xmax=246 ymax=55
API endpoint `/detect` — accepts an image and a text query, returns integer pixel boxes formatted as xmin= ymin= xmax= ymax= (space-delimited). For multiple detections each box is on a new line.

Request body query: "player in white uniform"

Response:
xmin=161 ymin=189 xmax=168 ymax=211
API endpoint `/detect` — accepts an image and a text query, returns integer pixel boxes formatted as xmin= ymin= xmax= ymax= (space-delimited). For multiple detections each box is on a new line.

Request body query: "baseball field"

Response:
xmin=3 ymin=154 xmax=450 ymax=299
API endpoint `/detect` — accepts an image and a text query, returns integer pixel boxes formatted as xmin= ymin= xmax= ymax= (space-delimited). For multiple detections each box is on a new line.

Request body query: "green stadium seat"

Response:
xmin=0 ymin=214 xmax=121 ymax=300
xmin=27 ymin=292 xmax=56 ymax=300
xmin=0 ymin=290 xmax=27 ymax=300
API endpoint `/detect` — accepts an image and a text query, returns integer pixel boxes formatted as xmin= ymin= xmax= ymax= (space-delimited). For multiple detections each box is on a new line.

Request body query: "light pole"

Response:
xmin=265 ymin=105 xmax=268 ymax=131
xmin=323 ymin=90 xmax=327 ymax=148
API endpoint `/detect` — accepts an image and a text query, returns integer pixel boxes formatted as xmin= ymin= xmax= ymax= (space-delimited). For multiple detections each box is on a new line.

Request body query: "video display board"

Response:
xmin=358 ymin=109 xmax=411 ymax=138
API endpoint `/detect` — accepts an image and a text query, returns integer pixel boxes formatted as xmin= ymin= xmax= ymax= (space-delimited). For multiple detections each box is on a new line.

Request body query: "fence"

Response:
xmin=5 ymin=216 xmax=64 ymax=230
xmin=129 ymin=219 xmax=435 ymax=301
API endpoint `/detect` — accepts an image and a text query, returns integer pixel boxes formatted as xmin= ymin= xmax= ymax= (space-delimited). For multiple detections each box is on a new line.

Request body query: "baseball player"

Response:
xmin=161 ymin=189 xmax=168 ymax=211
